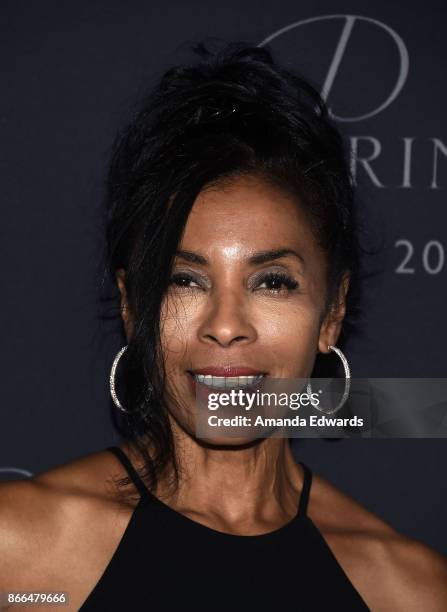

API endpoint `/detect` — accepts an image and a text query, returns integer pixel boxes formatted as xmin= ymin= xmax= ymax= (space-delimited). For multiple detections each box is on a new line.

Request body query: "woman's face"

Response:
xmin=118 ymin=173 xmax=349 ymax=443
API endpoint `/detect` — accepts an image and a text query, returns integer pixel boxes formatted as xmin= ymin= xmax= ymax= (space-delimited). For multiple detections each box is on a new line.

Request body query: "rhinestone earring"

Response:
xmin=110 ymin=345 xmax=128 ymax=412
xmin=306 ymin=345 xmax=351 ymax=415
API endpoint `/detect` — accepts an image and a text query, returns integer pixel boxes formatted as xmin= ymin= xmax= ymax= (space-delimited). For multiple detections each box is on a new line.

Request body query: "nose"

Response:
xmin=197 ymin=288 xmax=257 ymax=348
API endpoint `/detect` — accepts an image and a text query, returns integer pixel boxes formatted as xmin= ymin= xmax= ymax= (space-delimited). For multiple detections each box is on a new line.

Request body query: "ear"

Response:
xmin=318 ymin=272 xmax=350 ymax=354
xmin=116 ymin=268 xmax=134 ymax=340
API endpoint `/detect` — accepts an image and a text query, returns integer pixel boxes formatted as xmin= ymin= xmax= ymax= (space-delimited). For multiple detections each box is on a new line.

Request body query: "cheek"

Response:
xmin=159 ymin=299 xmax=196 ymax=431
xmin=160 ymin=295 xmax=196 ymax=369
xmin=255 ymin=302 xmax=321 ymax=377
xmin=160 ymin=293 xmax=323 ymax=378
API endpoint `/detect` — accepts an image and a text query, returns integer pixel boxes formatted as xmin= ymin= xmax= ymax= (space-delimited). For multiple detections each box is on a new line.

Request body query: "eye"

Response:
xmin=256 ymin=272 xmax=299 ymax=294
xmin=169 ymin=272 xmax=201 ymax=290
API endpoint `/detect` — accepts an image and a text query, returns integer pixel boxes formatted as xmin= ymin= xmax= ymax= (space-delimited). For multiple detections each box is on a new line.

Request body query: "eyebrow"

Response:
xmin=175 ymin=248 xmax=305 ymax=266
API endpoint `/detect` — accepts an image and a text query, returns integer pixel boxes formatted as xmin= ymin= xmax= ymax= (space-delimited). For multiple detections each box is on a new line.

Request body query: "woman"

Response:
xmin=1 ymin=41 xmax=446 ymax=611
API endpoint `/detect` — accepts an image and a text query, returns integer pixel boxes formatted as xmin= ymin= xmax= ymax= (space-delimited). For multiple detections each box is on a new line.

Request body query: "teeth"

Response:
xmin=193 ymin=374 xmax=264 ymax=389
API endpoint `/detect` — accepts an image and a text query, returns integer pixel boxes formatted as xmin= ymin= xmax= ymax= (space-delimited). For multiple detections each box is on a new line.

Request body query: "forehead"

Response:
xmin=180 ymin=174 xmax=321 ymax=258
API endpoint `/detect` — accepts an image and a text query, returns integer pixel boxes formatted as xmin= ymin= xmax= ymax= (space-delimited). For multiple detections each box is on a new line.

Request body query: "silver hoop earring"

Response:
xmin=306 ymin=345 xmax=351 ymax=415
xmin=110 ymin=345 xmax=128 ymax=412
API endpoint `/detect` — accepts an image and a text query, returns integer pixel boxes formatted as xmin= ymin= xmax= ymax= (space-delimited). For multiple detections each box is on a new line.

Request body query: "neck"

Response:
xmin=153 ymin=415 xmax=305 ymax=530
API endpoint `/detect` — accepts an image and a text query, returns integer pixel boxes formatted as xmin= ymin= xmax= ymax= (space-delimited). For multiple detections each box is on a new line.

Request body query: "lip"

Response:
xmin=188 ymin=366 xmax=267 ymax=377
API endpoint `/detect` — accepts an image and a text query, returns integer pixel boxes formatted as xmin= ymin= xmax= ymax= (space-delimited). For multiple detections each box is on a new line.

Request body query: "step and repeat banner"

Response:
xmin=1 ymin=2 xmax=446 ymax=554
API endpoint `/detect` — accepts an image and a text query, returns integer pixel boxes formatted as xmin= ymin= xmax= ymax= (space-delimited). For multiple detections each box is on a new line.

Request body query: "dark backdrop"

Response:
xmin=1 ymin=0 xmax=446 ymax=555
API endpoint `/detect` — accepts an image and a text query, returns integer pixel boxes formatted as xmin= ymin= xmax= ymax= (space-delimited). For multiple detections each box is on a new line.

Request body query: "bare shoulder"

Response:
xmin=382 ymin=534 xmax=447 ymax=611
xmin=0 ymin=448 xmax=134 ymax=591
xmin=309 ymin=470 xmax=447 ymax=611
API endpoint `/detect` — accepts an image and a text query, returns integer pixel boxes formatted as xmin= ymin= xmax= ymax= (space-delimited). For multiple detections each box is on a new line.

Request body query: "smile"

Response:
xmin=192 ymin=374 xmax=265 ymax=390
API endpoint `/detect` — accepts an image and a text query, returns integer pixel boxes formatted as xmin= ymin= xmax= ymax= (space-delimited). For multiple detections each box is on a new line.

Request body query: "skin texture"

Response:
xmin=155 ymin=174 xmax=346 ymax=448
xmin=0 ymin=174 xmax=446 ymax=611
xmin=123 ymin=173 xmax=350 ymax=514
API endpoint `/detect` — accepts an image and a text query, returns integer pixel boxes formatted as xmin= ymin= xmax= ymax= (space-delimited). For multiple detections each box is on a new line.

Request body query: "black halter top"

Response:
xmin=79 ymin=446 xmax=370 ymax=611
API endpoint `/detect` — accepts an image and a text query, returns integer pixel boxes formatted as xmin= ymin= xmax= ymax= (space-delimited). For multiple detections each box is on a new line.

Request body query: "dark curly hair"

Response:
xmin=98 ymin=40 xmax=369 ymax=499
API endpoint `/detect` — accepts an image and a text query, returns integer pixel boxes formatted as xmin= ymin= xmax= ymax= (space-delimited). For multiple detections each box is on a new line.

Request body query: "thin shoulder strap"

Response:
xmin=297 ymin=461 xmax=312 ymax=517
xmin=107 ymin=445 xmax=151 ymax=502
